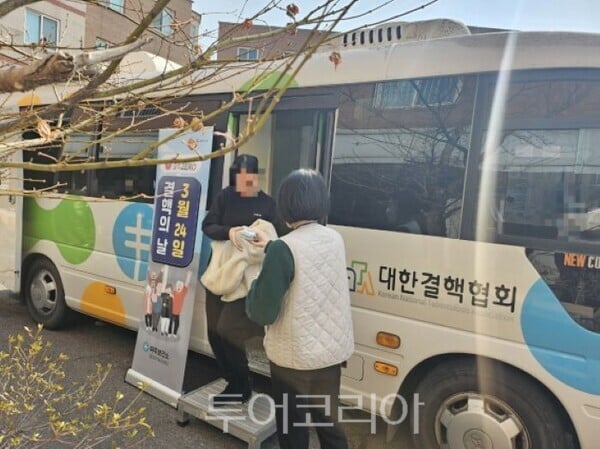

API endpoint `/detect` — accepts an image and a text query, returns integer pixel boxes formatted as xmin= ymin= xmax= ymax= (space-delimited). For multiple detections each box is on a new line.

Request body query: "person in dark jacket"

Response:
xmin=201 ymin=154 xmax=277 ymax=403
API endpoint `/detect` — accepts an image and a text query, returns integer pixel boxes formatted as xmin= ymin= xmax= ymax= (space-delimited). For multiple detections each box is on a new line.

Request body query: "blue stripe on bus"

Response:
xmin=521 ymin=279 xmax=600 ymax=394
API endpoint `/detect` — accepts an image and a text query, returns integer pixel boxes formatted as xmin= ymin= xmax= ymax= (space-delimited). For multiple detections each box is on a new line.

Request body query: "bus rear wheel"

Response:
xmin=411 ymin=358 xmax=577 ymax=449
xmin=24 ymin=258 xmax=70 ymax=329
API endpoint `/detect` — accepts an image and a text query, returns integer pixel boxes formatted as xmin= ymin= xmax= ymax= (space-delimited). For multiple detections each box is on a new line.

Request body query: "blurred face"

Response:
xmin=175 ymin=280 xmax=184 ymax=292
xmin=235 ymin=168 xmax=259 ymax=197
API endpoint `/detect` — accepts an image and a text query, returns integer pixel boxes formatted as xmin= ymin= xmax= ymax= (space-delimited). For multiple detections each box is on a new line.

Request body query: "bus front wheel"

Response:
xmin=411 ymin=358 xmax=577 ymax=449
xmin=24 ymin=258 xmax=70 ymax=329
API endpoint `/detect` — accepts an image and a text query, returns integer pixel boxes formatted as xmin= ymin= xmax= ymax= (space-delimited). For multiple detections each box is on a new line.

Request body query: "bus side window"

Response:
xmin=22 ymin=129 xmax=62 ymax=193
xmin=92 ymin=133 xmax=157 ymax=203
xmin=477 ymin=77 xmax=600 ymax=334
xmin=384 ymin=189 xmax=428 ymax=234
xmin=328 ymin=75 xmax=476 ymax=238
xmin=57 ymin=171 xmax=88 ymax=195
xmin=480 ymin=78 xmax=600 ymax=245
xmin=53 ymin=133 xmax=94 ymax=195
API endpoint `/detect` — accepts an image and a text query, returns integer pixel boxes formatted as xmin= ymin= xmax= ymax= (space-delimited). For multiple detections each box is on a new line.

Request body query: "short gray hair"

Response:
xmin=277 ymin=169 xmax=329 ymax=223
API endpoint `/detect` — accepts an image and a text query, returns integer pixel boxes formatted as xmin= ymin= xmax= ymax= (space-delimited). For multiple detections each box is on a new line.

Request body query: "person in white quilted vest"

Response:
xmin=247 ymin=169 xmax=354 ymax=449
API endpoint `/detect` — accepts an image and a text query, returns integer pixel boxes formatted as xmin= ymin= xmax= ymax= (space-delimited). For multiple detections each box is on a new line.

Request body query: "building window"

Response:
xmin=153 ymin=8 xmax=174 ymax=36
xmin=190 ymin=20 xmax=199 ymax=39
xmin=237 ymin=47 xmax=260 ymax=60
xmin=103 ymin=0 xmax=124 ymax=13
xmin=95 ymin=37 xmax=112 ymax=49
xmin=25 ymin=9 xmax=59 ymax=45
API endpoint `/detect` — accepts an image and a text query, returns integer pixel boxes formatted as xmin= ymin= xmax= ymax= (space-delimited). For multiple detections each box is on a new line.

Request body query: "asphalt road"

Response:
xmin=0 ymin=290 xmax=409 ymax=449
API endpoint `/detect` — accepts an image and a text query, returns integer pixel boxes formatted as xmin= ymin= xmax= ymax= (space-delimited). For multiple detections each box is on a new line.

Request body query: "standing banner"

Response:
xmin=126 ymin=127 xmax=213 ymax=407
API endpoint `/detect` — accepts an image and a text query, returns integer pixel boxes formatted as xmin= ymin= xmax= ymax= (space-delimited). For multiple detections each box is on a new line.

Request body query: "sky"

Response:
xmin=194 ymin=0 xmax=600 ymax=45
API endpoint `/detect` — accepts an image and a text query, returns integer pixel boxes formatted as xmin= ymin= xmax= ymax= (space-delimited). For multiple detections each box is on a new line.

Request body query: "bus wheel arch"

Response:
xmin=393 ymin=354 xmax=579 ymax=449
xmin=23 ymin=255 xmax=71 ymax=329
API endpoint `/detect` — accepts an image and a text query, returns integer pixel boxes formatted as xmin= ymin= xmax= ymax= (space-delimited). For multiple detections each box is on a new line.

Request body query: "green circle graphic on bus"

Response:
xmin=23 ymin=198 xmax=95 ymax=265
xmin=239 ymin=70 xmax=298 ymax=92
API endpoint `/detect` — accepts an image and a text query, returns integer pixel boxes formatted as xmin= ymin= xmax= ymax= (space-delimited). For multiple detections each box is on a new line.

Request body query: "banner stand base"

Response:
xmin=125 ymin=368 xmax=181 ymax=408
xmin=177 ymin=378 xmax=276 ymax=449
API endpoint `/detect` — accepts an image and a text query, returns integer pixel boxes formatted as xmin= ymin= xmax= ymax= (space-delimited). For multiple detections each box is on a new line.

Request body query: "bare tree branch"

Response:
xmin=73 ymin=37 xmax=153 ymax=69
xmin=0 ymin=0 xmax=419 ymax=201
xmin=0 ymin=38 xmax=151 ymax=93
xmin=0 ymin=0 xmax=44 ymax=18
xmin=0 ymin=52 xmax=74 ymax=93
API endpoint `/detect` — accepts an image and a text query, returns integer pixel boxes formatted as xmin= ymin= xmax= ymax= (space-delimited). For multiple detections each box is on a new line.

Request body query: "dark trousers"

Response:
xmin=205 ymin=289 xmax=263 ymax=390
xmin=169 ymin=314 xmax=180 ymax=335
xmin=269 ymin=361 xmax=348 ymax=449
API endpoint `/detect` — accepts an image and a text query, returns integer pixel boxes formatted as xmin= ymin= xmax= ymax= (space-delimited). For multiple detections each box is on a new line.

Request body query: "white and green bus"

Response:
xmin=3 ymin=20 xmax=600 ymax=449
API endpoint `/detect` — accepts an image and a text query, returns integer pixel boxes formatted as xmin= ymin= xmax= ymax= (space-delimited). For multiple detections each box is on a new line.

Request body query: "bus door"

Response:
xmin=228 ymin=90 xmax=338 ymax=194
xmin=0 ymin=150 xmax=22 ymax=292
xmin=225 ymin=91 xmax=337 ymax=369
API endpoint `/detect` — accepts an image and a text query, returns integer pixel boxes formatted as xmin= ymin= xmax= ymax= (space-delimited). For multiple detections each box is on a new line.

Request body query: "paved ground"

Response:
xmin=0 ymin=290 xmax=409 ymax=449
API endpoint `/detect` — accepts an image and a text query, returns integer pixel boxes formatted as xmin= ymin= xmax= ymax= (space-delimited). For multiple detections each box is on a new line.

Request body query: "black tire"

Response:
xmin=176 ymin=417 xmax=190 ymax=427
xmin=410 ymin=358 xmax=577 ymax=449
xmin=24 ymin=258 xmax=70 ymax=329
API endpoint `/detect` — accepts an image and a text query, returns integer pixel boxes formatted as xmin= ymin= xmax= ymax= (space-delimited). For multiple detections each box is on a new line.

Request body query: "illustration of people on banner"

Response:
xmin=143 ymin=265 xmax=192 ymax=340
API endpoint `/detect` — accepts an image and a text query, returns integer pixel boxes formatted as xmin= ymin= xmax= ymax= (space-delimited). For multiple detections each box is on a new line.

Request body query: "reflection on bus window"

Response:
xmin=22 ymin=128 xmax=61 ymax=193
xmin=488 ymin=129 xmax=600 ymax=242
xmin=480 ymin=76 xmax=600 ymax=244
xmin=56 ymin=133 xmax=93 ymax=195
xmin=478 ymin=76 xmax=600 ymax=333
xmin=328 ymin=75 xmax=476 ymax=237
xmin=94 ymin=167 xmax=155 ymax=202
xmin=23 ymin=145 xmax=62 ymax=193
xmin=58 ymin=170 xmax=88 ymax=195
xmin=487 ymin=128 xmax=600 ymax=333
xmin=56 ymin=132 xmax=157 ymax=201
xmin=385 ymin=188 xmax=427 ymax=234
xmin=373 ymin=76 xmax=462 ymax=109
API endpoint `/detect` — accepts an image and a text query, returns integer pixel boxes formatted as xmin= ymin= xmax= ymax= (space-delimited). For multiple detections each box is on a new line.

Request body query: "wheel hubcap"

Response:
xmin=30 ymin=269 xmax=58 ymax=315
xmin=463 ymin=429 xmax=493 ymax=449
xmin=435 ymin=393 xmax=530 ymax=449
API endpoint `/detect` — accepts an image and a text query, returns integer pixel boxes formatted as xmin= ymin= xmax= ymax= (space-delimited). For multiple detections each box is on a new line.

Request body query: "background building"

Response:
xmin=0 ymin=0 xmax=200 ymax=66
xmin=216 ymin=21 xmax=333 ymax=61
xmin=86 ymin=0 xmax=201 ymax=65
xmin=0 ymin=0 xmax=86 ymax=63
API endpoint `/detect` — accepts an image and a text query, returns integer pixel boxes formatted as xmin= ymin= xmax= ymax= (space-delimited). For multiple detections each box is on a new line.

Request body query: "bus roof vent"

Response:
xmin=339 ymin=19 xmax=470 ymax=48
